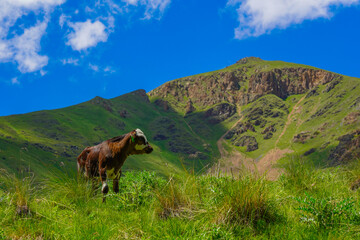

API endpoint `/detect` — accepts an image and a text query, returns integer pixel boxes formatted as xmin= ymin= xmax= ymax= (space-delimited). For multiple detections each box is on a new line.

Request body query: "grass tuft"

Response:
xmin=214 ymin=174 xmax=278 ymax=227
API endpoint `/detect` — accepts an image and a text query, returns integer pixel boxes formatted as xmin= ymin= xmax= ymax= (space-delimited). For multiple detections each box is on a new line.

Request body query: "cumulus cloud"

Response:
xmin=12 ymin=21 xmax=49 ymax=73
xmin=228 ymin=0 xmax=359 ymax=39
xmin=66 ymin=20 xmax=108 ymax=51
xmin=0 ymin=0 xmax=65 ymax=73
xmin=0 ymin=0 xmax=172 ymax=73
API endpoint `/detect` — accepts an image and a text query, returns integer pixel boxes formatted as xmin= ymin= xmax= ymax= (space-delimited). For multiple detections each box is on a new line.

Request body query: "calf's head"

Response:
xmin=131 ymin=128 xmax=153 ymax=154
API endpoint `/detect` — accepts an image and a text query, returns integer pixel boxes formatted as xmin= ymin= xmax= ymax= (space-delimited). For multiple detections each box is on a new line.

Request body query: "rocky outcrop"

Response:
xmin=323 ymin=79 xmax=340 ymax=93
xmin=118 ymin=110 xmax=130 ymax=118
xmin=248 ymin=68 xmax=339 ymax=100
xmin=262 ymin=124 xmax=276 ymax=140
xmin=149 ymin=64 xmax=340 ymax=114
xmin=225 ymin=122 xmax=255 ymax=139
xmin=154 ymin=99 xmax=172 ymax=112
xmin=185 ymin=100 xmax=196 ymax=115
xmin=233 ymin=136 xmax=258 ymax=152
xmin=236 ymin=57 xmax=262 ymax=64
xmin=204 ymin=103 xmax=236 ymax=124
xmin=344 ymin=112 xmax=360 ymax=125
xmin=89 ymin=96 xmax=113 ymax=112
xmin=129 ymin=89 xmax=150 ymax=103
xmin=329 ymin=130 xmax=360 ymax=165
xmin=304 ymin=148 xmax=316 ymax=156
xmin=293 ymin=131 xmax=312 ymax=143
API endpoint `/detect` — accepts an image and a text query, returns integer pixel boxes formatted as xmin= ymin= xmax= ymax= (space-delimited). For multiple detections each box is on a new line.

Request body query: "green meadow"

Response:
xmin=2 ymin=157 xmax=360 ymax=239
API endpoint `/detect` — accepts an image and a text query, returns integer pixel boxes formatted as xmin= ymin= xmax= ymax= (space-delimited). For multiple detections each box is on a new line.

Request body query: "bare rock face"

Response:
xmin=185 ymin=100 xmax=196 ymax=115
xmin=130 ymin=89 xmax=150 ymax=103
xmin=344 ymin=112 xmax=360 ymax=125
xmin=329 ymin=130 xmax=360 ymax=165
xmin=236 ymin=56 xmax=262 ymax=64
xmin=149 ymin=63 xmax=339 ymax=115
xmin=225 ymin=121 xmax=255 ymax=139
xmin=89 ymin=96 xmax=113 ymax=112
xmin=233 ymin=135 xmax=258 ymax=152
xmin=248 ymin=68 xmax=339 ymax=100
xmin=154 ymin=99 xmax=172 ymax=112
xmin=293 ymin=131 xmax=312 ymax=143
xmin=149 ymin=72 xmax=246 ymax=110
xmin=204 ymin=103 xmax=236 ymax=124
xmin=323 ymin=79 xmax=340 ymax=93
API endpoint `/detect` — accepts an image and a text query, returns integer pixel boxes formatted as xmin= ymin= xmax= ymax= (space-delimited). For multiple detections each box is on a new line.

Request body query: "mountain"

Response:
xmin=1 ymin=57 xmax=359 ymax=177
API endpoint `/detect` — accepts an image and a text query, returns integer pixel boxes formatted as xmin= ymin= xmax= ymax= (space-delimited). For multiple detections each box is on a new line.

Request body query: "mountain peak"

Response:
xmin=236 ymin=57 xmax=262 ymax=64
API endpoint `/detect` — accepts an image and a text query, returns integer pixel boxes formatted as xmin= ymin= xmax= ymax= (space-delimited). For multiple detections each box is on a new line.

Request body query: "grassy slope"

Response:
xmin=1 ymin=58 xmax=360 ymax=238
xmin=0 ymin=89 xmax=226 ymax=177
xmin=0 ymin=92 xmax=185 ymax=177
xmin=157 ymin=58 xmax=360 ymax=166
xmin=1 ymin=58 xmax=359 ymax=178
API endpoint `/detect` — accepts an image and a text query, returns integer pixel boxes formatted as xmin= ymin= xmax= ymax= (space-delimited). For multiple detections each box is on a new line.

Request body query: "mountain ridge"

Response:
xmin=1 ymin=57 xmax=359 ymax=178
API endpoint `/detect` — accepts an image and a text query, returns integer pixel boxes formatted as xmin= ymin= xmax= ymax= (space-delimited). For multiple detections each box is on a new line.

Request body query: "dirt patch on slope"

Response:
xmin=256 ymin=148 xmax=293 ymax=180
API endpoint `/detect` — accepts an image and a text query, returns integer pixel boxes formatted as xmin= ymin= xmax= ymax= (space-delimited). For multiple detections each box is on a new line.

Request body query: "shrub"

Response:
xmin=108 ymin=171 xmax=166 ymax=210
xmin=296 ymin=193 xmax=356 ymax=229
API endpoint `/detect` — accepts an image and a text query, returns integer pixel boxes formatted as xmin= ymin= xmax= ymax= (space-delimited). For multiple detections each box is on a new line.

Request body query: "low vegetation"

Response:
xmin=1 ymin=157 xmax=360 ymax=239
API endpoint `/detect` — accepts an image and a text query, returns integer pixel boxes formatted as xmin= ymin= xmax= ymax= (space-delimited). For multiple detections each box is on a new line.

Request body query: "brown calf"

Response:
xmin=77 ymin=129 xmax=153 ymax=201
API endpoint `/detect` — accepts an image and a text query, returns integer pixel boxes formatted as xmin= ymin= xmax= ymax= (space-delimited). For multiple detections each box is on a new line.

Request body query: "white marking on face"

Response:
xmin=135 ymin=144 xmax=147 ymax=150
xmin=135 ymin=128 xmax=148 ymax=143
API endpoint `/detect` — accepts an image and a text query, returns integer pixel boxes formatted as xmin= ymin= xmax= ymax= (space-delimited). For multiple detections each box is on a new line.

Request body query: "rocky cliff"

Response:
xmin=149 ymin=57 xmax=340 ymax=113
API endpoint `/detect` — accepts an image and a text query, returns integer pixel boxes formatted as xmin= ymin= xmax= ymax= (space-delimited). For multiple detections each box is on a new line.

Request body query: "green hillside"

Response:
xmin=1 ymin=57 xmax=360 ymax=239
xmin=0 ymin=57 xmax=359 ymax=178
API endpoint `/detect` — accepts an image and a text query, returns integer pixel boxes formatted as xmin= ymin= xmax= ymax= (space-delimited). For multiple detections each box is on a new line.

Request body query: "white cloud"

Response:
xmin=104 ymin=66 xmax=116 ymax=73
xmin=66 ymin=20 xmax=108 ymax=51
xmin=89 ymin=63 xmax=99 ymax=71
xmin=12 ymin=21 xmax=49 ymax=73
xmin=11 ymin=77 xmax=20 ymax=85
xmin=59 ymin=14 xmax=70 ymax=28
xmin=228 ymin=0 xmax=359 ymax=39
xmin=40 ymin=69 xmax=47 ymax=76
xmin=0 ymin=0 xmax=65 ymax=73
xmin=61 ymin=58 xmax=79 ymax=65
xmin=121 ymin=0 xmax=171 ymax=19
xmin=89 ymin=63 xmax=116 ymax=74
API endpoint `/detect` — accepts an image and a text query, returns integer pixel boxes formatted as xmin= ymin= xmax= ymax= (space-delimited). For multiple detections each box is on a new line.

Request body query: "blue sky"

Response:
xmin=0 ymin=0 xmax=359 ymax=116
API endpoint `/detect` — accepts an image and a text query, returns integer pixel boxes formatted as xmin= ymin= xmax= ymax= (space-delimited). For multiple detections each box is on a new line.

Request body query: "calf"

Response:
xmin=77 ymin=129 xmax=153 ymax=201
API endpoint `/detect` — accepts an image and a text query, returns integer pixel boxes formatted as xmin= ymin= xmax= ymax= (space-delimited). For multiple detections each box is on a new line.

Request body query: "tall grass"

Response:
xmin=0 ymin=169 xmax=37 ymax=216
xmin=1 ymin=158 xmax=360 ymax=239
xmin=214 ymin=174 xmax=277 ymax=227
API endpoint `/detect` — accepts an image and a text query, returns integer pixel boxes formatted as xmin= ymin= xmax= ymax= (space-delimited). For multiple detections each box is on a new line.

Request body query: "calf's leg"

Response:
xmin=113 ymin=170 xmax=122 ymax=193
xmin=99 ymin=162 xmax=108 ymax=202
